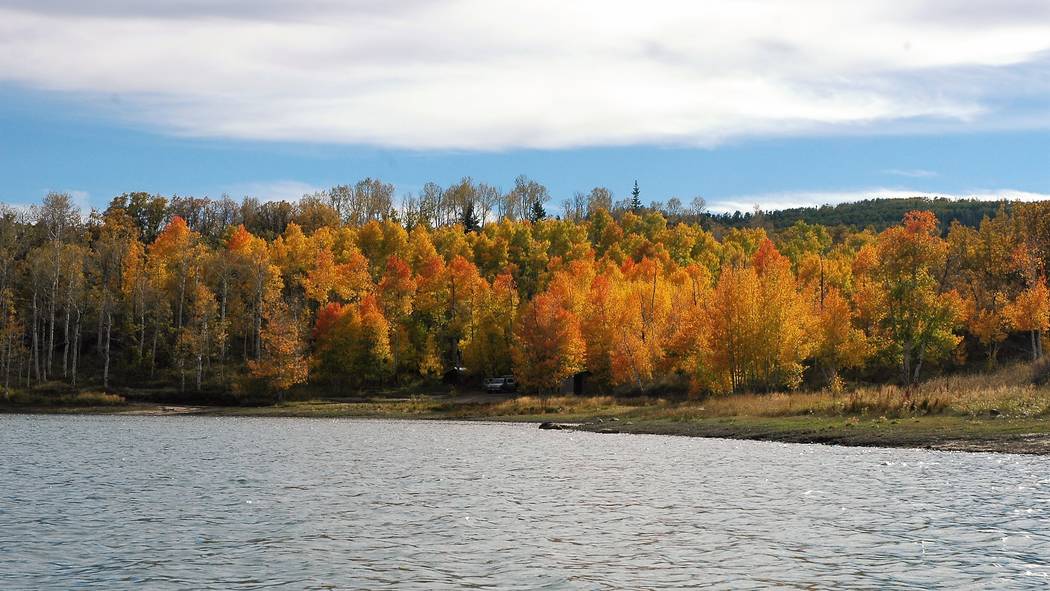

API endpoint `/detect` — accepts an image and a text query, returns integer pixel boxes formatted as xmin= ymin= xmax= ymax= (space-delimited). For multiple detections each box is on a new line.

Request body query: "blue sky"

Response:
xmin=1 ymin=1 xmax=1049 ymax=213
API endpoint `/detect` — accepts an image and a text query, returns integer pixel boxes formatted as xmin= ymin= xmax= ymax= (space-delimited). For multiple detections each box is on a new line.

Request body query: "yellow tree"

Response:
xmin=462 ymin=271 xmax=518 ymax=377
xmin=378 ymin=255 xmax=417 ymax=378
xmin=409 ymin=253 xmax=450 ymax=373
xmin=947 ymin=216 xmax=1017 ymax=364
xmin=175 ymin=282 xmax=219 ymax=392
xmin=312 ymin=296 xmax=392 ymax=389
xmin=580 ymin=263 xmax=621 ymax=388
xmin=874 ymin=211 xmax=964 ymax=385
xmin=149 ymin=216 xmax=199 ymax=333
xmin=92 ymin=207 xmax=141 ymax=389
xmin=446 ymin=255 xmax=485 ymax=369
xmin=606 ymin=257 xmax=672 ymax=391
xmin=965 ymin=295 xmax=1010 ymax=365
xmin=665 ymin=264 xmax=713 ymax=396
xmin=227 ymin=227 xmax=284 ymax=360
xmin=751 ymin=239 xmax=814 ymax=391
xmin=702 ymin=240 xmax=813 ymax=393
xmin=122 ymin=235 xmax=150 ymax=366
xmin=248 ymin=299 xmax=308 ymax=397
xmin=269 ymin=222 xmax=314 ymax=292
xmin=794 ymin=240 xmax=869 ymax=387
xmin=1005 ymin=279 xmax=1050 ymax=360
xmin=812 ymin=287 xmax=869 ymax=387
xmin=302 ymin=247 xmax=371 ymax=305
xmin=704 ymin=265 xmax=760 ymax=393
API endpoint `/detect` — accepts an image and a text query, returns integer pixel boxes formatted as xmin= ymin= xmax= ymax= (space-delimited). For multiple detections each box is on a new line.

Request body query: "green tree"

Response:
xmin=461 ymin=200 xmax=481 ymax=233
xmin=873 ymin=211 xmax=964 ymax=385
xmin=529 ymin=200 xmax=547 ymax=223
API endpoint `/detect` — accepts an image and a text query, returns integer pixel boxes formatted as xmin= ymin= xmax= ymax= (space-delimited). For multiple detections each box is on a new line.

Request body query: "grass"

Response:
xmin=3 ymin=389 xmax=126 ymax=407
xmin=4 ymin=362 xmax=1050 ymax=454
xmin=445 ymin=395 xmax=650 ymax=419
xmin=627 ymin=362 xmax=1050 ymax=421
xmin=208 ymin=397 xmax=444 ymax=418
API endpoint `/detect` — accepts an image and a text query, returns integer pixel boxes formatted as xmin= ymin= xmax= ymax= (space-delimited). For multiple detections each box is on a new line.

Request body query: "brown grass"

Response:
xmin=3 ymin=390 xmax=126 ymax=407
xmin=663 ymin=362 xmax=1050 ymax=420
xmin=469 ymin=363 xmax=1050 ymax=422
xmin=481 ymin=395 xmax=655 ymax=416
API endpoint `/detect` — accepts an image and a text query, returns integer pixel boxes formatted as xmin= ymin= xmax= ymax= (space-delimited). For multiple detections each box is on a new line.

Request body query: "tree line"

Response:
xmin=2 ymin=182 xmax=1048 ymax=402
xmin=708 ymin=197 xmax=1010 ymax=232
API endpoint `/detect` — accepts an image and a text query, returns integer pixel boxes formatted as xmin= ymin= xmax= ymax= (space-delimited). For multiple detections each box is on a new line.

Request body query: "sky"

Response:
xmin=0 ymin=0 xmax=1049 ymax=214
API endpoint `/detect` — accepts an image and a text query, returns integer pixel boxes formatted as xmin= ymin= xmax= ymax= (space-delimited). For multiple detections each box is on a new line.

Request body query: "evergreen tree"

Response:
xmin=530 ymin=199 xmax=547 ymax=223
xmin=461 ymin=200 xmax=481 ymax=233
xmin=630 ymin=180 xmax=642 ymax=212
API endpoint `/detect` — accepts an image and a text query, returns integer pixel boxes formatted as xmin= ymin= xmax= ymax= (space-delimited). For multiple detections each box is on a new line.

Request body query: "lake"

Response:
xmin=1 ymin=415 xmax=1048 ymax=589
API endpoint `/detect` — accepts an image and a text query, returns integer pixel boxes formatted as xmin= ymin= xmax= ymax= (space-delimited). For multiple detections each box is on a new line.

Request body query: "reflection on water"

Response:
xmin=1 ymin=415 xmax=1049 ymax=589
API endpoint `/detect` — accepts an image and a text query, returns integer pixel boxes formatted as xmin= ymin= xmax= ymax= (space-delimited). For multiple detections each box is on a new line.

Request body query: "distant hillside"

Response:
xmin=705 ymin=197 xmax=1020 ymax=231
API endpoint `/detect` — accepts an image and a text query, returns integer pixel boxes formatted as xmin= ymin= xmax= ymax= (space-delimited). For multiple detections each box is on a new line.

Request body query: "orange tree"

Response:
xmin=511 ymin=292 xmax=585 ymax=394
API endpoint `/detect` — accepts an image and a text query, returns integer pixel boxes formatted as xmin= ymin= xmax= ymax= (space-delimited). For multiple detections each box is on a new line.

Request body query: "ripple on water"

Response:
xmin=1 ymin=415 xmax=1049 ymax=590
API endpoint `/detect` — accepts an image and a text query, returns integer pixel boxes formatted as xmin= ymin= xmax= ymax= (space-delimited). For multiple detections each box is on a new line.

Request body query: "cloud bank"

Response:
xmin=1 ymin=1 xmax=1049 ymax=149
xmin=222 ymin=180 xmax=325 ymax=203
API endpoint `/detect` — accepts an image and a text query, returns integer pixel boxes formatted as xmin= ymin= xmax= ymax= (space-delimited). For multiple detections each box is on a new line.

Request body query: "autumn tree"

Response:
xmin=811 ymin=287 xmax=869 ymax=388
xmin=512 ymin=292 xmax=585 ymax=393
xmin=947 ymin=214 xmax=1019 ymax=364
xmin=313 ymin=296 xmax=391 ymax=390
xmin=1005 ymin=280 xmax=1050 ymax=360
xmin=175 ymin=282 xmax=219 ymax=391
xmin=701 ymin=240 xmax=813 ymax=393
xmin=378 ymin=255 xmax=417 ymax=379
xmin=91 ymin=208 xmax=140 ymax=389
xmin=247 ymin=299 xmax=308 ymax=397
xmin=462 ymin=271 xmax=518 ymax=377
xmin=0 ymin=187 xmax=1042 ymax=403
xmin=873 ymin=211 xmax=964 ymax=385
xmin=605 ymin=258 xmax=673 ymax=392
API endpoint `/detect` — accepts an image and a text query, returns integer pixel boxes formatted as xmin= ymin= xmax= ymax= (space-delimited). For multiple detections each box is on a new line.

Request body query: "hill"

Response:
xmin=705 ymin=197 xmax=1016 ymax=231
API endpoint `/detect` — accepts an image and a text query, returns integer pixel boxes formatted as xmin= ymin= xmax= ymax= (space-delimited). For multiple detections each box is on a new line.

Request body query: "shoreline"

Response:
xmin=4 ymin=399 xmax=1050 ymax=455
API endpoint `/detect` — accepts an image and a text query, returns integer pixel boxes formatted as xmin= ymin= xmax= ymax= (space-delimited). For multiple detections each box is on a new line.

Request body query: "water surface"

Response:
xmin=1 ymin=415 xmax=1049 ymax=589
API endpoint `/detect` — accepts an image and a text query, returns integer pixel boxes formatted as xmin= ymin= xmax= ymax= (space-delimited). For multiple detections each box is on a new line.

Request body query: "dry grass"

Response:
xmin=430 ymin=363 xmax=1050 ymax=422
xmin=8 ymin=362 xmax=1049 ymax=424
xmin=3 ymin=390 xmax=126 ymax=406
xmin=70 ymin=391 xmax=126 ymax=406
xmin=457 ymin=395 xmax=654 ymax=418
xmin=689 ymin=386 xmax=953 ymax=418
xmin=656 ymin=362 xmax=1050 ymax=420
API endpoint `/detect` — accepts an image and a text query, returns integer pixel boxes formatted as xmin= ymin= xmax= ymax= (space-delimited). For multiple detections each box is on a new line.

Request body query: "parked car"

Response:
xmin=483 ymin=376 xmax=517 ymax=393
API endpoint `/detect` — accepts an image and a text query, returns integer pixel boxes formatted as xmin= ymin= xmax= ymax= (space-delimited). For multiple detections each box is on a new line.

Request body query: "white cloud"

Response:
xmin=0 ymin=188 xmax=92 ymax=217
xmin=0 ymin=1 xmax=1048 ymax=149
xmin=223 ymin=180 xmax=323 ymax=203
xmin=708 ymin=188 xmax=1050 ymax=214
xmin=65 ymin=189 xmax=93 ymax=214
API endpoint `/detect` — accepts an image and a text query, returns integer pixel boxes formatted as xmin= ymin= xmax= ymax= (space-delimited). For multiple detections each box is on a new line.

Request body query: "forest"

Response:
xmin=0 ymin=177 xmax=1047 ymax=404
xmin=707 ymin=196 xmax=1009 ymax=231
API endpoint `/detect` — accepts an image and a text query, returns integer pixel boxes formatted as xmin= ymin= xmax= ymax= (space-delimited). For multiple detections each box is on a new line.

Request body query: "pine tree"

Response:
xmin=461 ymin=199 xmax=481 ymax=233
xmin=630 ymin=180 xmax=642 ymax=212
xmin=529 ymin=199 xmax=547 ymax=223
